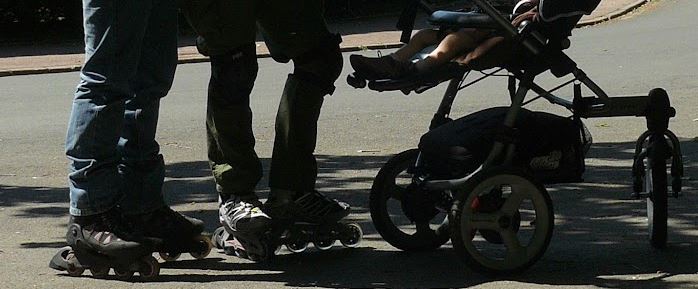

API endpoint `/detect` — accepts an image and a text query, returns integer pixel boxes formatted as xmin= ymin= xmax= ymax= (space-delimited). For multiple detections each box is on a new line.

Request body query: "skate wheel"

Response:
xmin=189 ymin=235 xmax=213 ymax=260
xmin=113 ymin=268 xmax=134 ymax=279
xmin=66 ymin=264 xmax=85 ymax=277
xmin=89 ymin=265 xmax=110 ymax=278
xmin=138 ymin=255 xmax=160 ymax=279
xmin=314 ymin=239 xmax=335 ymax=251
xmin=347 ymin=73 xmax=367 ymax=88
xmin=286 ymin=241 xmax=308 ymax=253
xmin=234 ymin=248 xmax=250 ymax=260
xmin=211 ymin=226 xmax=227 ymax=250
xmin=158 ymin=251 xmax=181 ymax=262
xmin=223 ymin=246 xmax=238 ymax=257
xmin=340 ymin=223 xmax=363 ymax=248
xmin=64 ymin=251 xmax=85 ymax=277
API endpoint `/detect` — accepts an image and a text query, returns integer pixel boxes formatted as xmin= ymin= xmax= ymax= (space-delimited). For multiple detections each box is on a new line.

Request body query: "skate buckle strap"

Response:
xmin=92 ymin=231 xmax=116 ymax=245
xmin=295 ymin=191 xmax=341 ymax=217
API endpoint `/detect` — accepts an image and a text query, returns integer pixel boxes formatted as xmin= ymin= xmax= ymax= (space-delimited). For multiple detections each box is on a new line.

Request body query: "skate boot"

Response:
xmin=214 ymin=195 xmax=273 ymax=261
xmin=349 ymin=54 xmax=416 ymax=80
xmin=265 ymin=190 xmax=363 ymax=254
xmin=126 ymin=206 xmax=213 ymax=262
xmin=49 ymin=207 xmax=161 ymax=279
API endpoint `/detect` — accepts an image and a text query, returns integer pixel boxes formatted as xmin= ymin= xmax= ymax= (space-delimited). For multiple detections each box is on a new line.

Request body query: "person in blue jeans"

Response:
xmin=59 ymin=0 xmax=203 ymax=267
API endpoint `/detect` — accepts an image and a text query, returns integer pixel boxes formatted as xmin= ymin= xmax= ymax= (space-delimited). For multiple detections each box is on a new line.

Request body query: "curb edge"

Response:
xmin=0 ymin=0 xmax=650 ymax=78
xmin=577 ymin=0 xmax=649 ymax=27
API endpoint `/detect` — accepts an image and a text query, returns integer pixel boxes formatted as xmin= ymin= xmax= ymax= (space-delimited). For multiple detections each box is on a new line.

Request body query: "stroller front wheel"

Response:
xmin=645 ymin=135 xmax=670 ymax=248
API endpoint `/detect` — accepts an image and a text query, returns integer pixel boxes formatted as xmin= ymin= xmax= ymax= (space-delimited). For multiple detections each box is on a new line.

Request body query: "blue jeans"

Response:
xmin=65 ymin=0 xmax=178 ymax=216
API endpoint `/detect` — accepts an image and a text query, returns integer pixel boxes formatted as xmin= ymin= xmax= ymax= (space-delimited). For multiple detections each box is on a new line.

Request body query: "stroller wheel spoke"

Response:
xmin=452 ymin=168 xmax=554 ymax=274
xmin=502 ymin=231 xmax=525 ymax=260
xmin=468 ymin=212 xmax=500 ymax=231
xmin=500 ymin=187 xmax=526 ymax=216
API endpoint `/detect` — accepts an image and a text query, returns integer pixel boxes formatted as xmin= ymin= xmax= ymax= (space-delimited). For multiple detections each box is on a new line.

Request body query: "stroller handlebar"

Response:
xmin=396 ymin=0 xmax=434 ymax=44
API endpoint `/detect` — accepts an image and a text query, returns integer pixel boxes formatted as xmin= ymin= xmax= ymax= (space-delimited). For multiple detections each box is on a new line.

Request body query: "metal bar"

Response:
xmin=576 ymin=96 xmax=648 ymax=118
xmin=525 ymin=80 xmax=575 ymax=108
xmin=482 ymin=81 xmax=530 ymax=168
xmin=458 ymin=68 xmax=506 ymax=90
xmin=503 ymin=81 xmax=530 ymax=127
xmin=470 ymin=0 xmax=518 ymax=37
xmin=470 ymin=0 xmax=542 ymax=54
xmin=423 ymin=165 xmax=482 ymax=191
xmin=574 ymin=68 xmax=609 ymax=99
xmin=430 ymin=77 xmax=463 ymax=130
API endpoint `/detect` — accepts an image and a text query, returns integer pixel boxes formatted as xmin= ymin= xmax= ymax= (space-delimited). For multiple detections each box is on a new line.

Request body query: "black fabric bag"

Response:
xmin=535 ymin=0 xmax=602 ymax=43
xmin=538 ymin=0 xmax=601 ymax=22
xmin=418 ymin=107 xmax=591 ymax=184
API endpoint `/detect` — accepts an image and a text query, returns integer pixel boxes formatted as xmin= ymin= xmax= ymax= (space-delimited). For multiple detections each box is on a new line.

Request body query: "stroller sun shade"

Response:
xmin=538 ymin=0 xmax=602 ymax=22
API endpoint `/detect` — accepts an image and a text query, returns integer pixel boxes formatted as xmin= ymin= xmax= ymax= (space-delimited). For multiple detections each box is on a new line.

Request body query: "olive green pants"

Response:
xmin=191 ymin=0 xmax=343 ymax=198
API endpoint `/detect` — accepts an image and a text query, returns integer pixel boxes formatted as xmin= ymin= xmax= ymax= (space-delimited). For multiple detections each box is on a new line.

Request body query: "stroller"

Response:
xmin=347 ymin=0 xmax=685 ymax=274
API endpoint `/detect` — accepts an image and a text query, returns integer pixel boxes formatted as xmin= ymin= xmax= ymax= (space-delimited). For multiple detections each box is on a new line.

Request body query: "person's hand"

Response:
xmin=511 ymin=8 xmax=539 ymax=27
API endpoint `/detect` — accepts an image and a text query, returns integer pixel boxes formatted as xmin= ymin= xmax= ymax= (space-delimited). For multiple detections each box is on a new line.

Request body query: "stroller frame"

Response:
xmin=351 ymin=0 xmax=685 ymax=275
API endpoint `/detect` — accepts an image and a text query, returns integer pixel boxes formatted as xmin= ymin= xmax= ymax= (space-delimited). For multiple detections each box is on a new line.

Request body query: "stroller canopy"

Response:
xmin=538 ymin=0 xmax=601 ymax=22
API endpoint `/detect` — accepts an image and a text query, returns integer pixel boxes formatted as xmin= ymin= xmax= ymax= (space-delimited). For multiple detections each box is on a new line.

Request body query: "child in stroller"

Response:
xmin=350 ymin=0 xmax=540 ymax=81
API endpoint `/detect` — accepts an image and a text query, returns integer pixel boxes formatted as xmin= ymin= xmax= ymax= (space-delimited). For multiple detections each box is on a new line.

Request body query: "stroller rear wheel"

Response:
xmin=370 ymin=149 xmax=451 ymax=251
xmin=451 ymin=167 xmax=554 ymax=275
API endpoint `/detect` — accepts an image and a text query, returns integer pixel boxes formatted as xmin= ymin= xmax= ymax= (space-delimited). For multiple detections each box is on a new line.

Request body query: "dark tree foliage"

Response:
xmin=0 ymin=0 xmax=81 ymax=26
xmin=0 ymin=0 xmax=464 ymax=42
xmin=0 ymin=0 xmax=83 ymax=42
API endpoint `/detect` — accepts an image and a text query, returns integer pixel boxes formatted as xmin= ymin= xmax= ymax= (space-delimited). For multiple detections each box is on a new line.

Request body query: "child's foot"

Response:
xmin=350 ymin=55 xmax=416 ymax=80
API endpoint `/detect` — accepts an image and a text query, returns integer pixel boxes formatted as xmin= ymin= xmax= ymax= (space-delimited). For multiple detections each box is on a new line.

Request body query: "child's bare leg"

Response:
xmin=349 ymin=29 xmax=444 ymax=80
xmin=391 ymin=29 xmax=440 ymax=62
xmin=416 ymin=28 xmax=489 ymax=71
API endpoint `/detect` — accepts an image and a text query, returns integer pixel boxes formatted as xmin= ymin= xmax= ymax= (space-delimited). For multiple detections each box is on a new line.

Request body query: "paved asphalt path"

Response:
xmin=0 ymin=0 xmax=696 ymax=288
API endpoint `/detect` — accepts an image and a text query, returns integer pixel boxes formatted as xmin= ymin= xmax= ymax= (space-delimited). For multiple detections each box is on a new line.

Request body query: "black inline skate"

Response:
xmin=267 ymin=190 xmax=363 ymax=254
xmin=126 ymin=206 xmax=213 ymax=262
xmin=212 ymin=190 xmax=363 ymax=260
xmin=49 ymin=208 xmax=161 ymax=279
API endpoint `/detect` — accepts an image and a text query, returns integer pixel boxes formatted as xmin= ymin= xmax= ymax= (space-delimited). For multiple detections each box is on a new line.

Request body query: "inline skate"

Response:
xmin=128 ymin=206 xmax=213 ymax=262
xmin=212 ymin=190 xmax=363 ymax=260
xmin=49 ymin=209 xmax=161 ymax=279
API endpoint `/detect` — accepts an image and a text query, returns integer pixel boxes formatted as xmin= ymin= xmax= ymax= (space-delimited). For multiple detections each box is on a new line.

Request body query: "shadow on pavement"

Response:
xmin=122 ymin=242 xmax=698 ymax=289
xmin=7 ymin=140 xmax=698 ymax=288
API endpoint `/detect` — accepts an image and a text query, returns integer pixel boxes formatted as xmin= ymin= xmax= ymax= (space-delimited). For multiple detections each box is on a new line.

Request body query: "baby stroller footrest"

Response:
xmin=366 ymin=63 xmax=468 ymax=94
